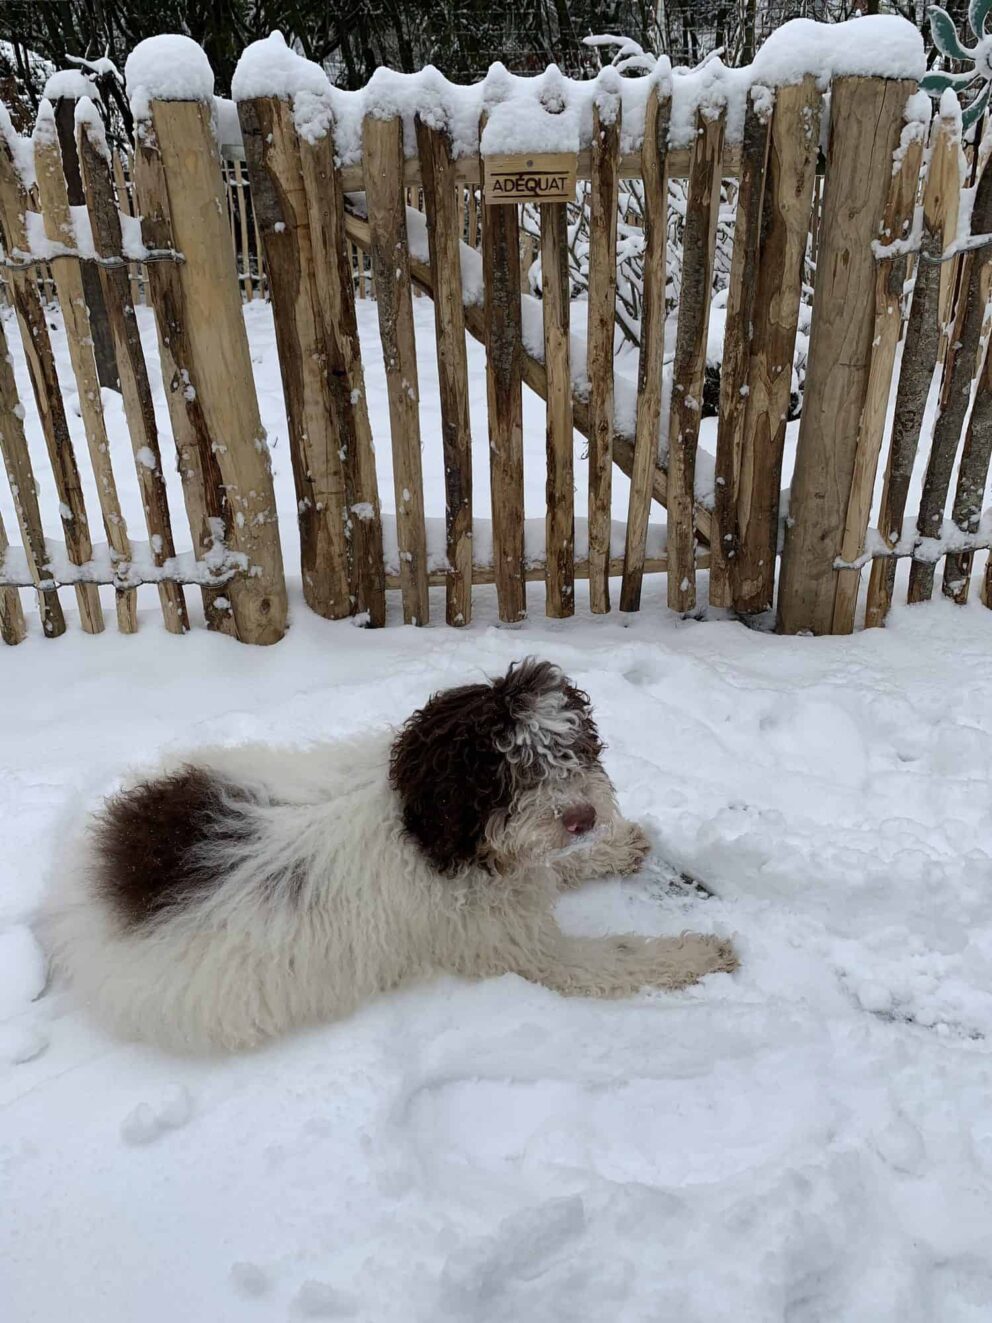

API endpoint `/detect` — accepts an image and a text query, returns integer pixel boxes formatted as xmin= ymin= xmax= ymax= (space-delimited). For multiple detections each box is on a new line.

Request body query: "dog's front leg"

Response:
xmin=502 ymin=917 xmax=736 ymax=998
xmin=553 ymin=820 xmax=651 ymax=889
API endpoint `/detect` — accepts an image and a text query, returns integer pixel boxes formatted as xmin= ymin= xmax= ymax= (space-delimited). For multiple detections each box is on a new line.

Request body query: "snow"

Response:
xmin=42 ymin=69 xmax=98 ymax=103
xmin=752 ymin=15 xmax=926 ymax=86
xmin=124 ymin=35 xmax=215 ymax=119
xmin=2 ymin=51 xmax=992 ymax=1306
xmin=224 ymin=15 xmax=923 ymax=172
xmin=5 ymin=569 xmax=992 ymax=1319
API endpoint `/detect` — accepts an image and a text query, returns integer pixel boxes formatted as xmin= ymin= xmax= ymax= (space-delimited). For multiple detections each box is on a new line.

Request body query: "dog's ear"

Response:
xmin=491 ymin=658 xmax=603 ymax=771
xmin=389 ymin=680 xmax=515 ymax=875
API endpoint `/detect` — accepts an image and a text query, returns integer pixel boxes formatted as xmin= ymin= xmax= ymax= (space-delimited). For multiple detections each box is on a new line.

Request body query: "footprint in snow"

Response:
xmin=292 ymin=1280 xmax=359 ymax=1317
xmin=120 ymin=1085 xmax=193 ymax=1145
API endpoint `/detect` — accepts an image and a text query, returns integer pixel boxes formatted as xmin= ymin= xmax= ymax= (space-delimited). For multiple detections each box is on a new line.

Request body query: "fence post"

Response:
xmin=0 ymin=314 xmax=66 ymax=637
xmin=777 ymin=75 xmax=915 ymax=635
xmin=480 ymin=117 xmax=526 ymax=625
xmin=238 ymin=94 xmax=352 ymax=621
xmin=710 ymin=91 xmax=772 ymax=608
xmin=621 ymin=81 xmax=670 ymax=613
xmin=0 ymin=112 xmax=104 ymax=633
xmin=363 ymin=113 xmax=429 ymax=626
xmin=541 ymin=198 xmax=574 ymax=619
xmin=297 ymin=106 xmax=386 ymax=628
xmin=77 ymin=106 xmax=189 ymax=635
xmin=416 ymin=115 xmax=474 ymax=627
xmin=865 ymin=108 xmax=960 ymax=628
xmin=666 ymin=107 xmax=724 ymax=615
xmin=33 ymin=102 xmax=138 ymax=634
xmin=130 ymin=114 xmax=235 ymax=636
xmin=137 ymin=94 xmax=287 ymax=645
xmin=731 ymin=77 xmax=819 ymax=616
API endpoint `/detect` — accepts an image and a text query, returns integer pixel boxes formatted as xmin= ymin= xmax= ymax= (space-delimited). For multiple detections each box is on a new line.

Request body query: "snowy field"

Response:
xmin=3 ymin=297 xmax=992 ymax=1320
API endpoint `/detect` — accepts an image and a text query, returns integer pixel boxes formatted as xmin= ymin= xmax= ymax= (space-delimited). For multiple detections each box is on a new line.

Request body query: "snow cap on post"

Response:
xmin=43 ymin=70 xmax=99 ymax=103
xmin=750 ymin=15 xmax=926 ymax=88
xmin=232 ymin=31 xmax=335 ymax=145
xmin=31 ymin=97 xmax=58 ymax=149
xmin=74 ymin=96 xmax=112 ymax=164
xmin=124 ymin=34 xmax=214 ymax=120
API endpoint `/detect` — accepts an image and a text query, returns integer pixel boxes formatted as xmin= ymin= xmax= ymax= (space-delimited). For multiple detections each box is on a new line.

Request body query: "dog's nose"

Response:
xmin=562 ymin=804 xmax=597 ymax=835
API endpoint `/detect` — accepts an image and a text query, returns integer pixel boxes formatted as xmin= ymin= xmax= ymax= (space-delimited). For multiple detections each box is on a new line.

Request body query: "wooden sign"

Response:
xmin=484 ymin=152 xmax=577 ymax=205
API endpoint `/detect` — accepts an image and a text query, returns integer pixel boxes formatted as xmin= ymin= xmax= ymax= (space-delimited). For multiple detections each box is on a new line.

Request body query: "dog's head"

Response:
xmin=389 ymin=658 xmax=617 ymax=876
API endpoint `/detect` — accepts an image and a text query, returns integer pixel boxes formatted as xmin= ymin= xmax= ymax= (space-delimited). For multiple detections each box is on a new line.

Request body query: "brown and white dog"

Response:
xmin=42 ymin=659 xmax=736 ymax=1052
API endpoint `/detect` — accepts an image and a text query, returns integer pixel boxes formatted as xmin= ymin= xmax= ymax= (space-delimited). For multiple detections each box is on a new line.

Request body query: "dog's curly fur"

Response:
xmin=40 ymin=659 xmax=736 ymax=1053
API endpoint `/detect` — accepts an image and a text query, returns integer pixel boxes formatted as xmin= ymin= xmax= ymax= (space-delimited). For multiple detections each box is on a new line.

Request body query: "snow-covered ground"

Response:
xmin=3 ymin=297 xmax=992 ymax=1321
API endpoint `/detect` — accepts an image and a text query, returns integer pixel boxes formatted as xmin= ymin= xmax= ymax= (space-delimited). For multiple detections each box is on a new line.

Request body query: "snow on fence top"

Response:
xmin=42 ymin=70 xmax=99 ymax=104
xmin=171 ymin=15 xmax=925 ymax=165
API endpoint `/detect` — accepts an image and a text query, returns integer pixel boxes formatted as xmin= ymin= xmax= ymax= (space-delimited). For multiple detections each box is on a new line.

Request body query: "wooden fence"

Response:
xmin=1 ymin=49 xmax=991 ymax=649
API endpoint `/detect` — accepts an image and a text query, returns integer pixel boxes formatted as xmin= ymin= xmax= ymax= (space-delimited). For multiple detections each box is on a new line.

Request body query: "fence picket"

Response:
xmin=481 ymin=120 xmax=526 ymax=624
xmin=667 ymin=108 xmax=725 ymax=614
xmin=239 ymin=95 xmax=352 ymax=620
xmin=0 ymin=315 xmax=66 ymax=637
xmin=710 ymin=94 xmax=772 ymax=609
xmin=831 ymin=129 xmax=923 ymax=633
xmin=941 ymin=340 xmax=992 ymax=602
xmin=131 ymin=116 xmax=235 ymax=635
xmin=865 ymin=110 xmax=960 ymax=628
xmin=139 ymin=96 xmax=287 ymax=644
xmin=416 ymin=116 xmax=474 ymax=627
xmin=298 ymin=113 xmax=386 ymax=627
xmin=541 ymin=198 xmax=574 ymax=618
xmin=0 ymin=506 xmax=25 ymax=644
xmin=777 ymin=75 xmax=915 ymax=635
xmin=621 ymin=85 xmax=670 ymax=612
xmin=77 ymin=112 xmax=189 ymax=635
xmin=733 ymin=76 xmax=820 ymax=616
xmin=0 ymin=124 xmax=104 ymax=633
xmin=907 ymin=158 xmax=992 ymax=605
xmin=34 ymin=112 xmax=138 ymax=633
xmin=362 ymin=112 xmax=429 ymax=626
xmin=586 ymin=95 xmax=621 ymax=614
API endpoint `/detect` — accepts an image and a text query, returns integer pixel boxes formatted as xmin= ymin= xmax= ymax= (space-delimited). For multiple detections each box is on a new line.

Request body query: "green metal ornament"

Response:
xmin=923 ymin=0 xmax=992 ymax=129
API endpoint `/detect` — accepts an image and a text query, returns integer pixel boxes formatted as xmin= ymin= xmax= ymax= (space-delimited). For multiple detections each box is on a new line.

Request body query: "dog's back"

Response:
xmin=41 ymin=734 xmax=420 ymax=1052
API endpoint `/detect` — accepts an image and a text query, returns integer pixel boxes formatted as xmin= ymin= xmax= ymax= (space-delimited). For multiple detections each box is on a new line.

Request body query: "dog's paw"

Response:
xmin=615 ymin=822 xmax=652 ymax=875
xmin=677 ymin=933 xmax=738 ymax=982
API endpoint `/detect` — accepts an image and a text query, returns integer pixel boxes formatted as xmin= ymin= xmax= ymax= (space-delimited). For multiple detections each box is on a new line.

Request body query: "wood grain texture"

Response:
xmin=131 ymin=116 xmax=235 ymax=636
xmin=0 ymin=128 xmax=104 ymax=632
xmin=586 ymin=98 xmax=621 ymax=614
xmin=0 ymin=506 xmax=26 ymax=644
xmin=299 ymin=118 xmax=386 ymax=627
xmin=733 ymin=76 xmax=820 ymax=616
xmin=481 ymin=115 xmax=526 ymax=624
xmin=363 ymin=113 xmax=429 ymax=626
xmin=620 ymin=87 xmax=670 ymax=612
xmin=541 ymin=200 xmax=574 ymax=618
xmin=416 ymin=115 xmax=473 ymax=627
xmin=34 ymin=124 xmax=138 ymax=633
xmin=709 ymin=96 xmax=772 ymax=609
xmin=666 ymin=109 xmax=724 ymax=614
xmin=77 ymin=120 xmax=189 ymax=635
xmin=0 ymin=313 xmax=65 ymax=637
xmin=907 ymin=154 xmax=992 ymax=606
xmin=239 ymin=96 xmax=351 ymax=621
xmin=831 ymin=131 xmax=923 ymax=633
xmin=146 ymin=98 xmax=287 ymax=645
xmin=865 ymin=111 xmax=959 ymax=628
xmin=777 ymin=76 xmax=914 ymax=636
xmin=941 ymin=330 xmax=992 ymax=602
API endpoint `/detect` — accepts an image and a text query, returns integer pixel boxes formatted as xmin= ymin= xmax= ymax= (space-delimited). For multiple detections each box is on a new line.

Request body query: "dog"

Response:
xmin=41 ymin=659 xmax=736 ymax=1052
